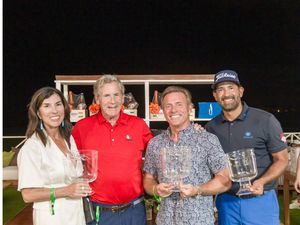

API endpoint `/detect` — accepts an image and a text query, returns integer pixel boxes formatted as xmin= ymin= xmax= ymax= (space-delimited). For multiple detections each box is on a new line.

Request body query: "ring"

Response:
xmin=81 ymin=186 xmax=85 ymax=191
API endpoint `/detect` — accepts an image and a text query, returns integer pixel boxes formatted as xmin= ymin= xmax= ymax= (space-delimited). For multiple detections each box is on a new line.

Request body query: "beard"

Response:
xmin=220 ymin=96 xmax=241 ymax=112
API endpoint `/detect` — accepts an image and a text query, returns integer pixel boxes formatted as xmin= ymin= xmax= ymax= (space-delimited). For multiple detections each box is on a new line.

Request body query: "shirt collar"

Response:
xmin=221 ymin=102 xmax=249 ymax=122
xmin=165 ymin=123 xmax=194 ymax=139
xmin=96 ymin=110 xmax=128 ymax=126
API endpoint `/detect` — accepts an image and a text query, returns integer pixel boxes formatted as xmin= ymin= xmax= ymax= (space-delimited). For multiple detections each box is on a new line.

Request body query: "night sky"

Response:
xmin=4 ymin=1 xmax=300 ymax=135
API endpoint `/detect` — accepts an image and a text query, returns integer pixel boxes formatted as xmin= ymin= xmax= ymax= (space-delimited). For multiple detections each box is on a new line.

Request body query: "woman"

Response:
xmin=17 ymin=87 xmax=91 ymax=225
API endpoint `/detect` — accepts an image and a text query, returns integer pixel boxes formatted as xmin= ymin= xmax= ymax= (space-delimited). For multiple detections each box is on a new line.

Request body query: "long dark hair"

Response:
xmin=26 ymin=87 xmax=72 ymax=147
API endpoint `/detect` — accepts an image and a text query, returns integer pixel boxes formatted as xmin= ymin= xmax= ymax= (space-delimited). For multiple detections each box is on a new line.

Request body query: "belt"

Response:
xmin=237 ymin=190 xmax=273 ymax=199
xmin=98 ymin=196 xmax=144 ymax=213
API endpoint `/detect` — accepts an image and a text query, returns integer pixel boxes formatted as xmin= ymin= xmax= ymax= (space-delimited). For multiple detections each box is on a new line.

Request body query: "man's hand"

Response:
xmin=194 ymin=123 xmax=205 ymax=132
xmin=179 ymin=183 xmax=198 ymax=198
xmin=295 ymin=176 xmax=300 ymax=193
xmin=249 ymin=179 xmax=264 ymax=195
xmin=156 ymin=183 xmax=173 ymax=197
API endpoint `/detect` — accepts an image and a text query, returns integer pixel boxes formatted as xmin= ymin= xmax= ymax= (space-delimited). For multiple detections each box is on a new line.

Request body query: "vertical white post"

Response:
xmin=144 ymin=81 xmax=150 ymax=126
xmin=63 ymin=84 xmax=68 ymax=102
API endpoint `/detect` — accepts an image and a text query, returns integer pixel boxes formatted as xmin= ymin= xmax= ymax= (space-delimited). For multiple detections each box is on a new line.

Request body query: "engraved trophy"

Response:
xmin=64 ymin=149 xmax=98 ymax=193
xmin=226 ymin=148 xmax=258 ymax=196
xmin=64 ymin=150 xmax=98 ymax=223
xmin=161 ymin=146 xmax=191 ymax=192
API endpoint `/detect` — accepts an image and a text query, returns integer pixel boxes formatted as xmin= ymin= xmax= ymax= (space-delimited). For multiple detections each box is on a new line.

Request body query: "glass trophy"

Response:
xmin=64 ymin=149 xmax=98 ymax=194
xmin=161 ymin=146 xmax=191 ymax=192
xmin=226 ymin=148 xmax=258 ymax=196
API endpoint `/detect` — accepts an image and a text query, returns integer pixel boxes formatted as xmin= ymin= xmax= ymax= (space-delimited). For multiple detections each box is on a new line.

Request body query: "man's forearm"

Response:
xmin=143 ymin=175 xmax=157 ymax=195
xmin=258 ymin=150 xmax=288 ymax=185
xmin=199 ymin=170 xmax=231 ymax=195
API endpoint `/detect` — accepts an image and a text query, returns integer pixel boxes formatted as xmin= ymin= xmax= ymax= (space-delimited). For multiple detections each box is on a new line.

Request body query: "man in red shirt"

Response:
xmin=72 ymin=75 xmax=153 ymax=225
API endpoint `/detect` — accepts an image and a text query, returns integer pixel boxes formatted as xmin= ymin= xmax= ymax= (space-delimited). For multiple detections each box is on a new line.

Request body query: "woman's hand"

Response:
xmin=66 ymin=182 xmax=92 ymax=198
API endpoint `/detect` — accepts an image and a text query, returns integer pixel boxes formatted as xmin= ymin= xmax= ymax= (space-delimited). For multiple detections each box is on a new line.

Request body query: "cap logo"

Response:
xmin=215 ymin=72 xmax=236 ymax=82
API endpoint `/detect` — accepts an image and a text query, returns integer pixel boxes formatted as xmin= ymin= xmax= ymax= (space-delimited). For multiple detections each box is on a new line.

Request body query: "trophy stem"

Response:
xmin=236 ymin=180 xmax=252 ymax=196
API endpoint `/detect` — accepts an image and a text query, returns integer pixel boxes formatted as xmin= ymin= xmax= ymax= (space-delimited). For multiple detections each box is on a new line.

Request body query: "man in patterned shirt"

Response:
xmin=143 ymin=86 xmax=231 ymax=225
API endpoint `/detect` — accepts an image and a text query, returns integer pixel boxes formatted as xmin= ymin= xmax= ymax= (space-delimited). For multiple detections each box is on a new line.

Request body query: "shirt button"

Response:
xmin=111 ymin=129 xmax=113 ymax=132
xmin=230 ymin=123 xmax=234 ymax=126
xmin=112 ymin=138 xmax=115 ymax=142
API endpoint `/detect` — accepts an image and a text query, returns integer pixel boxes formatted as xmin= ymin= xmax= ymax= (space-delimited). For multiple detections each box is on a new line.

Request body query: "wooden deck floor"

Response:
xmin=6 ymin=204 xmax=33 ymax=225
xmin=2 ymin=202 xmax=287 ymax=225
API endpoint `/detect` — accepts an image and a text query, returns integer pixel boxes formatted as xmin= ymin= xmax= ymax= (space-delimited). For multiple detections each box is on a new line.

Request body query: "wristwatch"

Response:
xmin=197 ymin=186 xmax=203 ymax=196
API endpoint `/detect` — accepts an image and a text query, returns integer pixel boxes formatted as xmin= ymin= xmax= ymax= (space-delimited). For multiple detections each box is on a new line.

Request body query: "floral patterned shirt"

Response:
xmin=143 ymin=124 xmax=226 ymax=225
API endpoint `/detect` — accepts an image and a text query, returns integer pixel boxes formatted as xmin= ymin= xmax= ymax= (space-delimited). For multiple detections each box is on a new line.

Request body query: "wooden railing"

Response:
xmin=283 ymin=171 xmax=296 ymax=225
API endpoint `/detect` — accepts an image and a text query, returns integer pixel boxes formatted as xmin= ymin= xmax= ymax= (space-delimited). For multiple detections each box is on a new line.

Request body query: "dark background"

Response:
xmin=4 ymin=0 xmax=300 ymax=135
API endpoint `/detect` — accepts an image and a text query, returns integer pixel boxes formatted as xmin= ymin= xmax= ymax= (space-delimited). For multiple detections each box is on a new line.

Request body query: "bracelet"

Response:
xmin=152 ymin=185 xmax=160 ymax=201
xmin=50 ymin=187 xmax=56 ymax=215
xmin=152 ymin=185 xmax=161 ymax=210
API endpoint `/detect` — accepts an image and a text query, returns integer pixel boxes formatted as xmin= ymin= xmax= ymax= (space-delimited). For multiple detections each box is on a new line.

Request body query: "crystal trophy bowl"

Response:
xmin=226 ymin=148 xmax=258 ymax=196
xmin=161 ymin=146 xmax=191 ymax=192
xmin=64 ymin=149 xmax=98 ymax=194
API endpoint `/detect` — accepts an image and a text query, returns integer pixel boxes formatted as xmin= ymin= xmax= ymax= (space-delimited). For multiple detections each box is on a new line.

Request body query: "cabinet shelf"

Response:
xmin=148 ymin=118 xmax=211 ymax=122
xmin=55 ymin=74 xmax=215 ymax=125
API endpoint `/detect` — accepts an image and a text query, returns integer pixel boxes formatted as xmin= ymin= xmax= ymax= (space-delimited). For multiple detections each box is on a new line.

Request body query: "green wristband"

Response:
xmin=50 ymin=187 xmax=56 ymax=215
xmin=152 ymin=185 xmax=161 ymax=210
xmin=95 ymin=206 xmax=100 ymax=224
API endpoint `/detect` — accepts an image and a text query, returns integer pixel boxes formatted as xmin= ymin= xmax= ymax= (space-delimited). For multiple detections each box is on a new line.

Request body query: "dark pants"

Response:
xmin=87 ymin=199 xmax=146 ymax=225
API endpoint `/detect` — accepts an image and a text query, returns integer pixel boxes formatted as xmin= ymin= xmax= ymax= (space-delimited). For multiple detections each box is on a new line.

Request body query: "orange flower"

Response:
xmin=149 ymin=102 xmax=160 ymax=114
xmin=89 ymin=103 xmax=100 ymax=113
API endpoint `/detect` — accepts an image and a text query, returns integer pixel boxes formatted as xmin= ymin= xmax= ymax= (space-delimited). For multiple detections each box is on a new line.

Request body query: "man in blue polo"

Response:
xmin=205 ymin=70 xmax=288 ymax=225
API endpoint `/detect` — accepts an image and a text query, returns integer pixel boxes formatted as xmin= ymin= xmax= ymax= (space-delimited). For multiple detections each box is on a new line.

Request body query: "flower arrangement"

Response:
xmin=149 ymin=102 xmax=160 ymax=114
xmin=149 ymin=90 xmax=161 ymax=114
xmin=88 ymin=103 xmax=100 ymax=114
xmin=88 ymin=104 xmax=126 ymax=115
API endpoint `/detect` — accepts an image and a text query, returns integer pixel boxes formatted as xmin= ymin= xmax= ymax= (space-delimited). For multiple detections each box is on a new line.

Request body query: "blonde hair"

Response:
xmin=161 ymin=86 xmax=193 ymax=107
xmin=93 ymin=75 xmax=125 ymax=98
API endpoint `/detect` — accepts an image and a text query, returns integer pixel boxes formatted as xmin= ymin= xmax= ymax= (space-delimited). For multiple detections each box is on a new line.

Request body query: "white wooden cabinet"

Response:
xmin=55 ymin=74 xmax=214 ymax=125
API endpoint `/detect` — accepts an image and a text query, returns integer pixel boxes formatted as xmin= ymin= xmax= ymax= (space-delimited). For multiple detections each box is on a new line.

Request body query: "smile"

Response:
xmin=170 ymin=114 xmax=181 ymax=119
xmin=50 ymin=116 xmax=60 ymax=120
xmin=223 ymin=98 xmax=234 ymax=103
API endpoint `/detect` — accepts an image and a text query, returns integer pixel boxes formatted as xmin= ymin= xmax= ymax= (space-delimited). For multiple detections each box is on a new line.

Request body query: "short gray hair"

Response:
xmin=93 ymin=75 xmax=125 ymax=97
xmin=161 ymin=86 xmax=193 ymax=107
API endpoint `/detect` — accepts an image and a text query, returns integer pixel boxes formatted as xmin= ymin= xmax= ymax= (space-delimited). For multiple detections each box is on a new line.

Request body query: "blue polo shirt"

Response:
xmin=205 ymin=102 xmax=287 ymax=194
